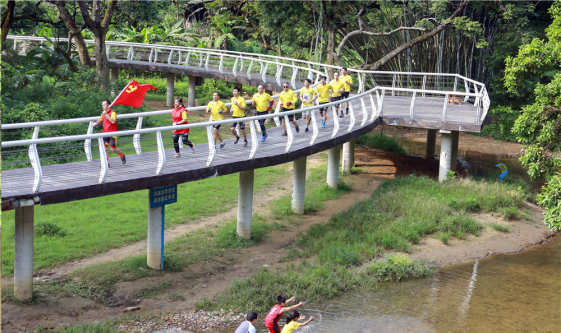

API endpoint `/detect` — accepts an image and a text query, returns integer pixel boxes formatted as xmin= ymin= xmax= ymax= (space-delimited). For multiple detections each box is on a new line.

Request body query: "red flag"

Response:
xmin=111 ymin=80 xmax=158 ymax=108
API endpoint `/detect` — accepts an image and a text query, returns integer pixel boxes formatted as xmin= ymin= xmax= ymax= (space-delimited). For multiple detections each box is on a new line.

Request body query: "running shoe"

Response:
xmin=305 ymin=127 xmax=309 ymax=132
xmin=107 ymin=163 xmax=111 ymax=168
xmin=281 ymin=132 xmax=287 ymax=136
xmin=295 ymin=126 xmax=300 ymax=133
xmin=346 ymin=108 xmax=349 ymax=115
xmin=244 ymin=140 xmax=248 ymax=147
xmin=234 ymin=136 xmax=240 ymax=144
xmin=173 ymin=153 xmax=181 ymax=158
xmin=190 ymin=145 xmax=196 ymax=153
xmin=121 ymin=155 xmax=126 ymax=164
xmin=261 ymin=133 xmax=268 ymax=142
xmin=220 ymin=142 xmax=226 ymax=149
xmin=339 ymin=113 xmax=344 ymax=118
xmin=322 ymin=120 xmax=325 ymax=127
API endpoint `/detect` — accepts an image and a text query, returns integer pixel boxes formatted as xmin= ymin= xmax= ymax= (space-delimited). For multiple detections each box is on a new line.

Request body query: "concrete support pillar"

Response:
xmin=14 ymin=206 xmax=34 ymax=300
xmin=426 ymin=129 xmax=437 ymax=160
xmin=450 ymin=131 xmax=459 ymax=171
xmin=166 ymin=73 xmax=175 ymax=107
xmin=147 ymin=205 xmax=164 ymax=270
xmin=438 ymin=130 xmax=453 ymax=182
xmin=342 ymin=140 xmax=355 ymax=173
xmin=292 ymin=157 xmax=307 ymax=215
xmin=237 ymin=170 xmax=255 ymax=239
xmin=188 ymin=75 xmax=197 ymax=108
xmin=111 ymin=67 xmax=118 ymax=88
xmin=327 ymin=145 xmax=341 ymax=188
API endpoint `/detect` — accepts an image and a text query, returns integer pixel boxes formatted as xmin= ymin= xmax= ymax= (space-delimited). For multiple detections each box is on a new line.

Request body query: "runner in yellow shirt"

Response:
xmin=280 ymin=310 xmax=314 ymax=333
xmin=299 ymin=79 xmax=317 ymax=132
xmin=340 ymin=67 xmax=353 ymax=115
xmin=251 ymin=84 xmax=275 ymax=142
xmin=329 ymin=72 xmax=346 ymax=118
xmin=279 ymin=82 xmax=299 ymax=136
xmin=315 ymin=76 xmax=332 ymax=127
xmin=230 ymin=86 xmax=248 ymax=147
xmin=206 ymin=91 xmax=227 ymax=149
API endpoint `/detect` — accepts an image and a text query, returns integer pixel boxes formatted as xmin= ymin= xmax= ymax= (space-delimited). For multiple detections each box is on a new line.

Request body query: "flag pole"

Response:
xmin=109 ymin=81 xmax=133 ymax=108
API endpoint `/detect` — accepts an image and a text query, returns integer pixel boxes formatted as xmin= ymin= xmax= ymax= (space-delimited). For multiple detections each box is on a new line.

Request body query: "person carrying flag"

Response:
xmin=340 ymin=67 xmax=353 ymax=115
xmin=206 ymin=91 xmax=227 ymax=149
xmin=172 ymin=97 xmax=195 ymax=158
xmin=251 ymin=84 xmax=274 ymax=142
xmin=279 ymin=82 xmax=299 ymax=136
xmin=299 ymin=79 xmax=317 ymax=132
xmin=329 ymin=72 xmax=345 ymax=118
xmin=230 ymin=86 xmax=248 ymax=147
xmin=94 ymin=99 xmax=126 ymax=168
xmin=315 ymin=76 xmax=332 ymax=127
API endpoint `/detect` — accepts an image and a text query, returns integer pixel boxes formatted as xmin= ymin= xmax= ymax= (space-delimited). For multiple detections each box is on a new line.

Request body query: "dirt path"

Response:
xmin=1 ymin=142 xmax=554 ymax=333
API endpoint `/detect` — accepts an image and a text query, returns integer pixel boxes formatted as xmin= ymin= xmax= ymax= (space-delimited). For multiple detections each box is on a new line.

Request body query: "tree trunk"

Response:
xmin=92 ymin=27 xmax=110 ymax=88
xmin=1 ymin=0 xmax=16 ymax=45
xmin=56 ymin=2 xmax=93 ymax=67
xmin=326 ymin=25 xmax=336 ymax=77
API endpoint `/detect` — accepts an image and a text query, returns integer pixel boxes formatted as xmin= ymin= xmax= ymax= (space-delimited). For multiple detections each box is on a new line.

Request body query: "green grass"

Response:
xmin=1 ymin=165 xmax=288 ymax=275
xmin=501 ymin=206 xmax=522 ymax=220
xmin=489 ymin=222 xmax=512 ymax=232
xmin=356 ymin=133 xmax=407 ymax=154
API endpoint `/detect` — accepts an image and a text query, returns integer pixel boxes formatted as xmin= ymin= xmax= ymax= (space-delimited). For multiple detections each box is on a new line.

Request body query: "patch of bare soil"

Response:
xmin=1 ymin=144 xmax=553 ymax=333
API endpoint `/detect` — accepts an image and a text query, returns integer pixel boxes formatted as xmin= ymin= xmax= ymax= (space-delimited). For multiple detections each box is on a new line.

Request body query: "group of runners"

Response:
xmin=235 ymin=295 xmax=314 ymax=333
xmin=95 ymin=67 xmax=353 ymax=162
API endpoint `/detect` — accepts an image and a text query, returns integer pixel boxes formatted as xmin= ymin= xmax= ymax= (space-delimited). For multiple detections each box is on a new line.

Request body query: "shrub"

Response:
xmin=489 ymin=222 xmax=511 ymax=232
xmin=317 ymin=243 xmax=363 ymax=267
xmin=355 ymin=133 xmax=407 ymax=154
xmin=501 ymin=206 xmax=521 ymax=220
xmin=35 ymin=222 xmax=66 ymax=237
xmin=367 ymin=254 xmax=432 ymax=281
xmin=465 ymin=198 xmax=481 ymax=212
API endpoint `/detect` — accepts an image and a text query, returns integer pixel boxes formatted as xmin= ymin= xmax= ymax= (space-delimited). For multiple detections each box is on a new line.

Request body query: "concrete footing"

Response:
xmin=342 ymin=140 xmax=355 ymax=173
xmin=426 ymin=129 xmax=437 ymax=160
xmin=438 ymin=130 xmax=453 ymax=182
xmin=327 ymin=145 xmax=341 ymax=188
xmin=292 ymin=157 xmax=307 ymax=215
xmin=147 ymin=205 xmax=164 ymax=270
xmin=14 ymin=205 xmax=34 ymax=300
xmin=188 ymin=75 xmax=197 ymax=107
xmin=237 ymin=170 xmax=255 ymax=239
xmin=166 ymin=73 xmax=175 ymax=107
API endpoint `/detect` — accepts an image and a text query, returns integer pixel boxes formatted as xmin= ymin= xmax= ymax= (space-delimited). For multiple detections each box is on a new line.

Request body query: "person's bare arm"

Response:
xmin=299 ymin=316 xmax=315 ymax=327
xmin=279 ymin=301 xmax=304 ymax=315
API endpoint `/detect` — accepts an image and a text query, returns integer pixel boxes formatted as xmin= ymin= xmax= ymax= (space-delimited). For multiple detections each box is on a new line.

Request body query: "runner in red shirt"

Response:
xmin=94 ymin=99 xmax=126 ymax=168
xmin=265 ymin=296 xmax=305 ymax=333
xmin=171 ymin=97 xmax=195 ymax=158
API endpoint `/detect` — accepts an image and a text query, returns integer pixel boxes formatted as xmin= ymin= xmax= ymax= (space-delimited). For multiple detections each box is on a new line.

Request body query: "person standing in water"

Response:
xmin=265 ymin=296 xmax=305 ymax=333
xmin=281 ymin=310 xmax=314 ymax=333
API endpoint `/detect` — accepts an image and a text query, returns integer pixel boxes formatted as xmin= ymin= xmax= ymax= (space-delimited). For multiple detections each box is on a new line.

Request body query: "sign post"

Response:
xmin=147 ymin=185 xmax=177 ymax=270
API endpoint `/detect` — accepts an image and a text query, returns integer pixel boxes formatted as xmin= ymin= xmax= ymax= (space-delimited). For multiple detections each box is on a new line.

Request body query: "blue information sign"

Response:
xmin=149 ymin=185 xmax=178 ymax=208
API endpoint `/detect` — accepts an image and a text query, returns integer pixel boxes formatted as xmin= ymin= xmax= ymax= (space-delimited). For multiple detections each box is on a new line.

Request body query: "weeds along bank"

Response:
xmin=195 ymin=175 xmax=528 ymax=314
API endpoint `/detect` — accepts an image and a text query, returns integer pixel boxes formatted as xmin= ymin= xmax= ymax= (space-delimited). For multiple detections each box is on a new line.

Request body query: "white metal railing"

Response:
xmin=4 ymin=35 xmax=487 ymax=194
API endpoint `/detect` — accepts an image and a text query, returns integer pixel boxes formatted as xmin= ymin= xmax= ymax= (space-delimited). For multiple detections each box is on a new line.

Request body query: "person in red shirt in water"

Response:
xmin=94 ymin=99 xmax=126 ymax=168
xmin=265 ymin=296 xmax=305 ymax=333
xmin=171 ymin=97 xmax=196 ymax=158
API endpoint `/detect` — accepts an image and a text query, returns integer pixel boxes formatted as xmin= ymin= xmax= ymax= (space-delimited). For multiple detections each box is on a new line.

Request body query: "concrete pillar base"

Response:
xmin=147 ymin=205 xmax=164 ymax=270
xmin=450 ymin=131 xmax=459 ymax=171
xmin=292 ymin=157 xmax=307 ymax=215
xmin=342 ymin=140 xmax=355 ymax=173
xmin=237 ymin=170 xmax=255 ymax=239
xmin=166 ymin=73 xmax=175 ymax=107
xmin=188 ymin=75 xmax=197 ymax=108
xmin=426 ymin=129 xmax=437 ymax=160
xmin=438 ymin=130 xmax=453 ymax=182
xmin=14 ymin=205 xmax=34 ymax=300
xmin=327 ymin=145 xmax=341 ymax=188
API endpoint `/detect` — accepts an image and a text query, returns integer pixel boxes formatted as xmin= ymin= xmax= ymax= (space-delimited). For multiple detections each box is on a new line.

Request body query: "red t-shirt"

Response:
xmin=265 ymin=304 xmax=283 ymax=328
xmin=99 ymin=109 xmax=118 ymax=133
xmin=172 ymin=106 xmax=189 ymax=134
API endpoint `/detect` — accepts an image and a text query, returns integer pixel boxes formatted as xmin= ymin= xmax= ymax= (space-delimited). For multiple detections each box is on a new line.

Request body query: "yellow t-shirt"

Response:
xmin=231 ymin=96 xmax=247 ymax=117
xmin=251 ymin=93 xmax=274 ymax=112
xmin=330 ymin=79 xmax=345 ymax=98
xmin=340 ymin=74 xmax=353 ymax=92
xmin=279 ymin=89 xmax=298 ymax=109
xmin=280 ymin=321 xmax=301 ymax=333
xmin=207 ymin=100 xmax=227 ymax=121
xmin=316 ymin=83 xmax=332 ymax=103
xmin=299 ymin=87 xmax=316 ymax=107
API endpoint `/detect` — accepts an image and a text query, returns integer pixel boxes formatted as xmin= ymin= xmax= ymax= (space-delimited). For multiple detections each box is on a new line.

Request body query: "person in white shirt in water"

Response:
xmin=235 ymin=312 xmax=258 ymax=333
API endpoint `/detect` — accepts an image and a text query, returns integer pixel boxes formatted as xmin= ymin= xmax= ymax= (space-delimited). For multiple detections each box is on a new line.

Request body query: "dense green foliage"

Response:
xmin=504 ymin=3 xmax=561 ymax=231
xmin=356 ymin=133 xmax=407 ymax=154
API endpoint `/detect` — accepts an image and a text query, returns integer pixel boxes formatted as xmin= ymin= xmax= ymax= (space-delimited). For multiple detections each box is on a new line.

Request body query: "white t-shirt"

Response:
xmin=235 ymin=321 xmax=256 ymax=333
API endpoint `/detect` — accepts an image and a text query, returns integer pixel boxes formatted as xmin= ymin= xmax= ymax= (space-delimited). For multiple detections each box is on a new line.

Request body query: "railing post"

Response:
xmin=177 ymin=51 xmax=182 ymax=65
xmin=331 ymin=105 xmax=340 ymax=138
xmin=167 ymin=49 xmax=173 ymax=65
xmin=422 ymin=75 xmax=427 ymax=97
xmin=360 ymin=98 xmax=368 ymax=126
xmin=347 ymin=102 xmax=355 ymax=132
xmin=206 ymin=125 xmax=216 ymax=166
xmin=29 ymin=126 xmax=42 ymax=193
xmin=324 ymin=66 xmax=330 ymax=82
xmin=310 ymin=105 xmax=319 ymax=145
xmin=185 ymin=51 xmax=191 ymax=68
xmin=453 ymin=76 xmax=458 ymax=92
xmin=259 ymin=56 xmax=264 ymax=73
xmin=410 ymin=92 xmax=416 ymax=120
xmin=273 ymin=100 xmax=281 ymax=127
xmin=249 ymin=118 xmax=259 ymax=159
xmin=464 ymin=79 xmax=470 ymax=102
xmin=149 ymin=48 xmax=154 ymax=62
xmin=127 ymin=46 xmax=134 ymax=61
xmin=233 ymin=57 xmax=239 ymax=77
xmin=199 ymin=51 xmax=204 ymax=67
xmin=392 ymin=74 xmax=396 ymax=96
xmin=98 ymin=138 xmax=108 ymax=184
xmin=105 ymin=44 xmax=110 ymax=59
xmin=247 ymin=59 xmax=254 ymax=80
xmin=133 ymin=117 xmax=143 ymax=154
xmin=276 ymin=65 xmax=283 ymax=86
xmin=219 ymin=54 xmax=224 ymax=73
xmin=205 ymin=53 xmax=210 ymax=71
xmin=156 ymin=131 xmax=166 ymax=175
xmin=85 ymin=121 xmax=95 ymax=161
xmin=369 ymin=93 xmax=377 ymax=121
xmin=291 ymin=68 xmax=298 ymax=89
xmin=474 ymin=84 xmax=480 ymax=108
xmin=443 ymin=94 xmax=449 ymax=122
xmin=378 ymin=89 xmax=385 ymax=117
xmin=284 ymin=114 xmax=294 ymax=153
xmin=154 ymin=48 xmax=158 ymax=62
xmin=240 ymin=58 xmax=244 ymax=71
xmin=262 ymin=63 xmax=268 ymax=83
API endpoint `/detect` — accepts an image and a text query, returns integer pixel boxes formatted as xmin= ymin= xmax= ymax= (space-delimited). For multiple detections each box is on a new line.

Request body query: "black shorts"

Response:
xmin=341 ymin=92 xmax=350 ymax=98
xmin=230 ymin=117 xmax=245 ymax=130
xmin=330 ymin=96 xmax=342 ymax=107
xmin=213 ymin=124 xmax=221 ymax=130
xmin=319 ymin=102 xmax=329 ymax=112
xmin=103 ymin=136 xmax=117 ymax=148
xmin=281 ymin=108 xmax=295 ymax=121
